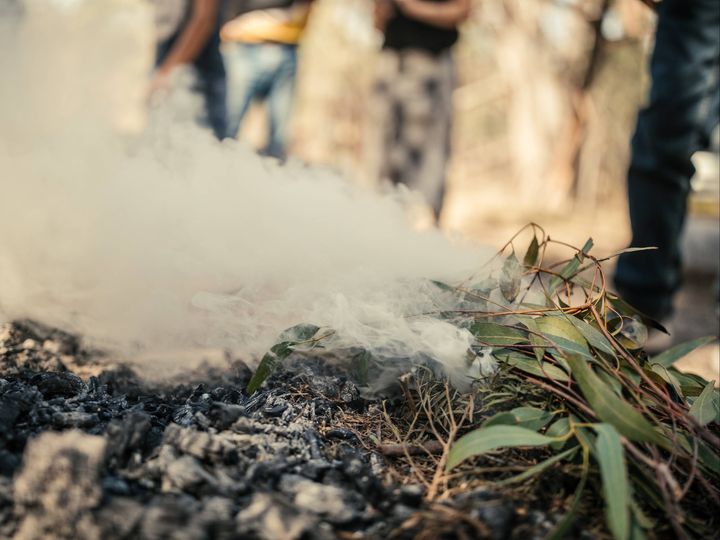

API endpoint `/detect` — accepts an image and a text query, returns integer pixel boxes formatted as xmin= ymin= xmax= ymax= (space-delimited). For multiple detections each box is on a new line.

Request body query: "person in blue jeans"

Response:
xmin=221 ymin=2 xmax=312 ymax=159
xmin=614 ymin=0 xmax=719 ymax=323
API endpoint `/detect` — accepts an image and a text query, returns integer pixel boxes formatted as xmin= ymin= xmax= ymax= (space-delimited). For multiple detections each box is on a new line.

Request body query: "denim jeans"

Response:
xmin=222 ymin=42 xmax=298 ymax=159
xmin=614 ymin=0 xmax=720 ymax=320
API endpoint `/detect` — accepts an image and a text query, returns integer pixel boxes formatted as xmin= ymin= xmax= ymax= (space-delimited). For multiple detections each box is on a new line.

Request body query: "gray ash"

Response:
xmin=0 ymin=321 xmax=549 ymax=540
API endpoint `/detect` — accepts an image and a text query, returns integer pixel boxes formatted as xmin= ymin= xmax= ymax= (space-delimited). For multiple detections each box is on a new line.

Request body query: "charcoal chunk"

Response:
xmin=30 ymin=372 xmax=84 ymax=398
xmin=236 ymin=492 xmax=334 ymax=540
xmin=13 ymin=430 xmax=106 ymax=540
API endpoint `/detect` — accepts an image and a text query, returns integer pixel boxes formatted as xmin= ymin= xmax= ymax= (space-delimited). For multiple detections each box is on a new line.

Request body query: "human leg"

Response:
xmin=264 ymin=45 xmax=298 ymax=159
xmin=614 ymin=0 xmax=720 ymax=319
xmin=384 ymin=50 xmax=453 ymax=219
xmin=222 ymin=42 xmax=262 ymax=140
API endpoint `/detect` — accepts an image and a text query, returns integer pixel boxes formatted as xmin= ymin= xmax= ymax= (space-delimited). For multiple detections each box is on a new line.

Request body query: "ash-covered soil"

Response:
xmin=0 ymin=320 xmax=561 ymax=540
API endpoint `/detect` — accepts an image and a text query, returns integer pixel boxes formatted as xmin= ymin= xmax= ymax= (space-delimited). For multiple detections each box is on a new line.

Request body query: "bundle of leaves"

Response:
xmin=247 ymin=224 xmax=719 ymax=539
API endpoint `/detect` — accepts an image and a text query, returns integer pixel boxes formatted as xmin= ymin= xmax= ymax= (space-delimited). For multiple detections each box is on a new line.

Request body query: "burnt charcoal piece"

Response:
xmin=96 ymin=497 xmax=144 ymax=539
xmin=262 ymin=403 xmax=288 ymax=418
xmin=452 ymin=488 xmax=517 ymax=540
xmin=162 ymin=423 xmax=239 ymax=465
xmin=397 ymin=484 xmax=425 ymax=507
xmin=298 ymin=458 xmax=332 ymax=481
xmin=279 ymin=474 xmax=368 ymax=525
xmin=13 ymin=430 xmax=106 ymax=540
xmin=105 ymin=411 xmax=152 ymax=464
xmin=207 ymin=402 xmax=245 ymax=430
xmin=0 ymin=382 xmax=40 ymax=433
xmin=30 ymin=372 xmax=84 ymax=399
xmin=0 ymin=449 xmax=20 ymax=477
xmin=138 ymin=495 xmax=200 ymax=539
xmin=236 ymin=492 xmax=334 ymax=540
xmin=325 ymin=428 xmax=357 ymax=441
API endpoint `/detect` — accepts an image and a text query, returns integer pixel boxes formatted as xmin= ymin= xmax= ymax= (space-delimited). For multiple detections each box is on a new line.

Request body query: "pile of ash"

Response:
xmin=0 ymin=321 xmax=554 ymax=540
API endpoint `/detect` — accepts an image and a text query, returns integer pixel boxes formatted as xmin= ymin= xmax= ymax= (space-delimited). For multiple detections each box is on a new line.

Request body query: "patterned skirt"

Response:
xmin=366 ymin=48 xmax=455 ymax=218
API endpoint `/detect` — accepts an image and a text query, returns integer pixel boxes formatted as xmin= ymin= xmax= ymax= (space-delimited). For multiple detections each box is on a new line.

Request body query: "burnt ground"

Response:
xmin=0 ymin=319 xmax=586 ymax=540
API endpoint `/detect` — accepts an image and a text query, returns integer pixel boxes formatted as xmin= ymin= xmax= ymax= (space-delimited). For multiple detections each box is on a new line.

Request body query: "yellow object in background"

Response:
xmin=221 ymin=4 xmax=311 ymax=45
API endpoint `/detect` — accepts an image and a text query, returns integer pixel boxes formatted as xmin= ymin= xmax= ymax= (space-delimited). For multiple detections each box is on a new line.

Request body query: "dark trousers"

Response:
xmin=156 ymin=35 xmax=227 ymax=140
xmin=614 ymin=0 xmax=720 ymax=320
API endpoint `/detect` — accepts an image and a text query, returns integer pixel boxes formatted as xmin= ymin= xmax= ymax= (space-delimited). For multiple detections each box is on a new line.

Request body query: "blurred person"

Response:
xmin=613 ymin=0 xmax=719 ymax=334
xmin=221 ymin=0 xmax=314 ymax=159
xmin=368 ymin=0 xmax=471 ymax=222
xmin=153 ymin=0 xmax=227 ymax=139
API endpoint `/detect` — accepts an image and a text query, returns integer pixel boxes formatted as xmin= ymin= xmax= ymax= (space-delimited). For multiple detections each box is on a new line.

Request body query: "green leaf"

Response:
xmin=546 ymin=417 xmax=571 ymax=450
xmin=497 ymin=446 xmax=578 ymax=486
xmin=697 ymin=440 xmax=720 ymax=475
xmin=651 ymin=336 xmax=716 ymax=367
xmin=482 ymin=412 xmax=519 ymax=428
xmin=500 ymin=253 xmax=522 ymax=302
xmin=606 ymin=294 xmax=667 ymax=334
xmin=483 ymin=407 xmax=554 ymax=431
xmin=536 ymin=316 xmax=593 ymax=360
xmin=247 ymin=324 xmax=320 ymax=394
xmin=350 ymin=349 xmax=371 ymax=386
xmin=671 ymin=369 xmax=708 ymax=396
xmin=594 ymin=424 xmax=631 ymax=540
xmin=568 ymin=317 xmax=615 ymax=356
xmin=549 ymin=238 xmax=593 ymax=293
xmin=516 ymin=315 xmax=546 ymax=362
xmin=537 ymin=315 xmax=585 ymax=344
xmin=688 ymin=381 xmax=719 ymax=426
xmin=523 ymin=234 xmax=540 ymax=267
xmin=647 ymin=364 xmax=683 ymax=397
xmin=597 ymin=369 xmax=624 ymax=397
xmin=470 ymin=322 xmax=527 ymax=346
xmin=447 ymin=425 xmax=558 ymax=469
xmin=501 ymin=352 xmax=570 ymax=382
xmin=565 ymin=355 xmax=670 ymax=449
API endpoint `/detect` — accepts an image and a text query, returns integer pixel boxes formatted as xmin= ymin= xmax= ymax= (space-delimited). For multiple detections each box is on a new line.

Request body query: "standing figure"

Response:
xmin=614 ymin=0 xmax=719 ymax=325
xmin=369 ymin=0 xmax=471 ymax=221
xmin=221 ymin=0 xmax=313 ymax=159
xmin=153 ymin=0 xmax=227 ymax=140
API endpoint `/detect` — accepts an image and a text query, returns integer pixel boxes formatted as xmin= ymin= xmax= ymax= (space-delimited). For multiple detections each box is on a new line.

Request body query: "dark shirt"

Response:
xmin=383 ymin=0 xmax=459 ymax=55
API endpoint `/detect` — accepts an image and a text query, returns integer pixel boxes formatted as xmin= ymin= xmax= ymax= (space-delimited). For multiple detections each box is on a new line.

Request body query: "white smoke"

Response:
xmin=0 ymin=0 xmax=492 ymax=382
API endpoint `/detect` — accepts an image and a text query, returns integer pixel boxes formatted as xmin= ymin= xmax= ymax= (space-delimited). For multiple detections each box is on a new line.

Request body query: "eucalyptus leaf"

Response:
xmin=501 ymin=352 xmax=570 ymax=382
xmin=247 ymin=324 xmax=320 ymax=394
xmin=470 ymin=322 xmax=527 ymax=346
xmin=688 ymin=381 xmax=719 ymax=426
xmin=565 ymin=355 xmax=669 ymax=448
xmin=483 ymin=407 xmax=554 ymax=431
xmin=651 ymin=336 xmax=716 ymax=367
xmin=594 ymin=424 xmax=631 ymax=540
xmin=447 ymin=425 xmax=558 ymax=469
xmin=568 ymin=317 xmax=615 ymax=356
xmin=500 ymin=252 xmax=522 ymax=303
xmin=516 ymin=315 xmax=546 ymax=362
xmin=697 ymin=440 xmax=720 ymax=475
xmin=536 ymin=316 xmax=593 ymax=359
xmin=523 ymin=234 xmax=540 ymax=267
xmin=549 ymin=238 xmax=593 ymax=293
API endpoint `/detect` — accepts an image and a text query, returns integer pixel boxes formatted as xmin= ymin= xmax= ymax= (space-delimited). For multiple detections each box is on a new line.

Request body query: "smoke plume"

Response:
xmin=0 ymin=0 xmax=492 ymax=382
